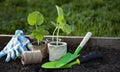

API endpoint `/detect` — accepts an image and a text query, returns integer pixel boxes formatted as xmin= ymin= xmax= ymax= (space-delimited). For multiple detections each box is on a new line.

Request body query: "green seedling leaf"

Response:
xmin=27 ymin=11 xmax=44 ymax=26
xmin=27 ymin=11 xmax=39 ymax=25
xmin=51 ymin=21 xmax=58 ymax=27
xmin=35 ymin=34 xmax=44 ymax=44
xmin=31 ymin=30 xmax=44 ymax=44
xmin=31 ymin=29 xmax=49 ymax=42
xmin=57 ymin=16 xmax=66 ymax=24
xmin=36 ymin=13 xmax=44 ymax=25
xmin=56 ymin=5 xmax=66 ymax=24
xmin=39 ymin=28 xmax=49 ymax=35
xmin=31 ymin=31 xmax=44 ymax=45
xmin=61 ymin=24 xmax=72 ymax=35
xmin=31 ymin=29 xmax=48 ymax=45
xmin=56 ymin=5 xmax=64 ymax=17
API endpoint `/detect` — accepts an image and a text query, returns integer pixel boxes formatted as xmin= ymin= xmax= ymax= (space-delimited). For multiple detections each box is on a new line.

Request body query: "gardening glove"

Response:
xmin=0 ymin=30 xmax=33 ymax=62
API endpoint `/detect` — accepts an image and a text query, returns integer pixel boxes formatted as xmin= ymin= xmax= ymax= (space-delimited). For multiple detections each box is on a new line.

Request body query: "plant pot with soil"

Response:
xmin=21 ymin=11 xmax=49 ymax=65
xmin=48 ymin=5 xmax=72 ymax=61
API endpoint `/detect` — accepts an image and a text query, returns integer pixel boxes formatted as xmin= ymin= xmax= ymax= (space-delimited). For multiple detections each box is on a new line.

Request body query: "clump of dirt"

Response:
xmin=0 ymin=45 xmax=120 ymax=72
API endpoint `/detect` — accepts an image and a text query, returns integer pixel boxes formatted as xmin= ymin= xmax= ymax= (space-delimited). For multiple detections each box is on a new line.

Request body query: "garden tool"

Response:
xmin=0 ymin=30 xmax=32 ymax=62
xmin=41 ymin=32 xmax=92 ymax=68
xmin=42 ymin=51 xmax=103 ymax=68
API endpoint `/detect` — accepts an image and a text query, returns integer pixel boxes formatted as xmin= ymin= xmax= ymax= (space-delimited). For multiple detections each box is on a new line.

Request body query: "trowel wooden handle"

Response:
xmin=74 ymin=32 xmax=92 ymax=55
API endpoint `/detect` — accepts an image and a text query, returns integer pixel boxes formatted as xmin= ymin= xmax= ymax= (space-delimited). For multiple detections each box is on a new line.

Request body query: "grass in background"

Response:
xmin=0 ymin=0 xmax=120 ymax=37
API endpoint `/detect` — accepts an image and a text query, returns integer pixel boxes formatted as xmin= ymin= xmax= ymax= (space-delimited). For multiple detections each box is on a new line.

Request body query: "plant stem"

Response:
xmin=35 ymin=24 xmax=39 ymax=45
xmin=57 ymin=27 xmax=60 ymax=45
xmin=52 ymin=27 xmax=58 ymax=41
xmin=38 ymin=40 xmax=40 ymax=45
xmin=35 ymin=24 xmax=38 ymax=30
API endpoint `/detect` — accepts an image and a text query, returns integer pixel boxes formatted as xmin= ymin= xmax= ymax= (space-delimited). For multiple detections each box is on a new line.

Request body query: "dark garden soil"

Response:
xmin=0 ymin=45 xmax=120 ymax=72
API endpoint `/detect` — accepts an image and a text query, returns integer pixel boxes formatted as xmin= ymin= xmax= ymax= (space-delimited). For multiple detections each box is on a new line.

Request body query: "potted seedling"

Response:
xmin=27 ymin=11 xmax=49 ymax=45
xmin=22 ymin=11 xmax=49 ymax=64
xmin=48 ymin=5 xmax=72 ymax=61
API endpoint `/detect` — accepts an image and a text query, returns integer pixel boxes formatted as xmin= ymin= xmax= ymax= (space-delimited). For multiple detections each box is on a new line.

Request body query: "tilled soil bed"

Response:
xmin=0 ymin=45 xmax=120 ymax=72
xmin=0 ymin=36 xmax=120 ymax=72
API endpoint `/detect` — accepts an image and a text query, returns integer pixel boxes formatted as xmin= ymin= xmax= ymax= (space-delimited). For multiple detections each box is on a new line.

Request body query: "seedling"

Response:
xmin=27 ymin=11 xmax=48 ymax=45
xmin=52 ymin=5 xmax=71 ymax=45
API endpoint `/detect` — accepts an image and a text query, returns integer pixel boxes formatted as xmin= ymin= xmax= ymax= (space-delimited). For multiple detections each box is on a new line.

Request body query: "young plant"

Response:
xmin=52 ymin=5 xmax=71 ymax=45
xmin=27 ymin=11 xmax=48 ymax=45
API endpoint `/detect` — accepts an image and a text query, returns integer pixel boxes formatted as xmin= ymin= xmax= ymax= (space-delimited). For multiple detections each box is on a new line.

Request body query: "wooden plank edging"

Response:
xmin=0 ymin=35 xmax=120 ymax=49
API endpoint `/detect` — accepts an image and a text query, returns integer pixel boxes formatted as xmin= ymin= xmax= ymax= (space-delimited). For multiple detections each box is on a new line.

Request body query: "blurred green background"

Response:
xmin=0 ymin=0 xmax=120 ymax=37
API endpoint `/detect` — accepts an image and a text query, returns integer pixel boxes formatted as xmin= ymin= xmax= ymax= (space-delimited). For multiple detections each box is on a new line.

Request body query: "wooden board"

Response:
xmin=0 ymin=35 xmax=120 ymax=49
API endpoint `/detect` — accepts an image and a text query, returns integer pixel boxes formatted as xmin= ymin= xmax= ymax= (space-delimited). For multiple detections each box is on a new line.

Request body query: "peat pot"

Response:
xmin=21 ymin=41 xmax=48 ymax=65
xmin=48 ymin=41 xmax=67 ymax=61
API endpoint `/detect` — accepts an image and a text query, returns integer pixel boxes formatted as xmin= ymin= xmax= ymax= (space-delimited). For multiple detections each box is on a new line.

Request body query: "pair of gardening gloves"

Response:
xmin=0 ymin=30 xmax=33 ymax=62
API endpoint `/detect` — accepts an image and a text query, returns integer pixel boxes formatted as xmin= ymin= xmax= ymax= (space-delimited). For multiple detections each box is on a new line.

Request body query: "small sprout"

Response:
xmin=27 ymin=11 xmax=48 ymax=45
xmin=52 ymin=5 xmax=72 ymax=45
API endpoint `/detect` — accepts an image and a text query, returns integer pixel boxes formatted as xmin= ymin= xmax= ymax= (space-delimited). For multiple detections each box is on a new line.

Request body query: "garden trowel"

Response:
xmin=42 ymin=51 xmax=103 ymax=68
xmin=42 ymin=32 xmax=92 ymax=68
